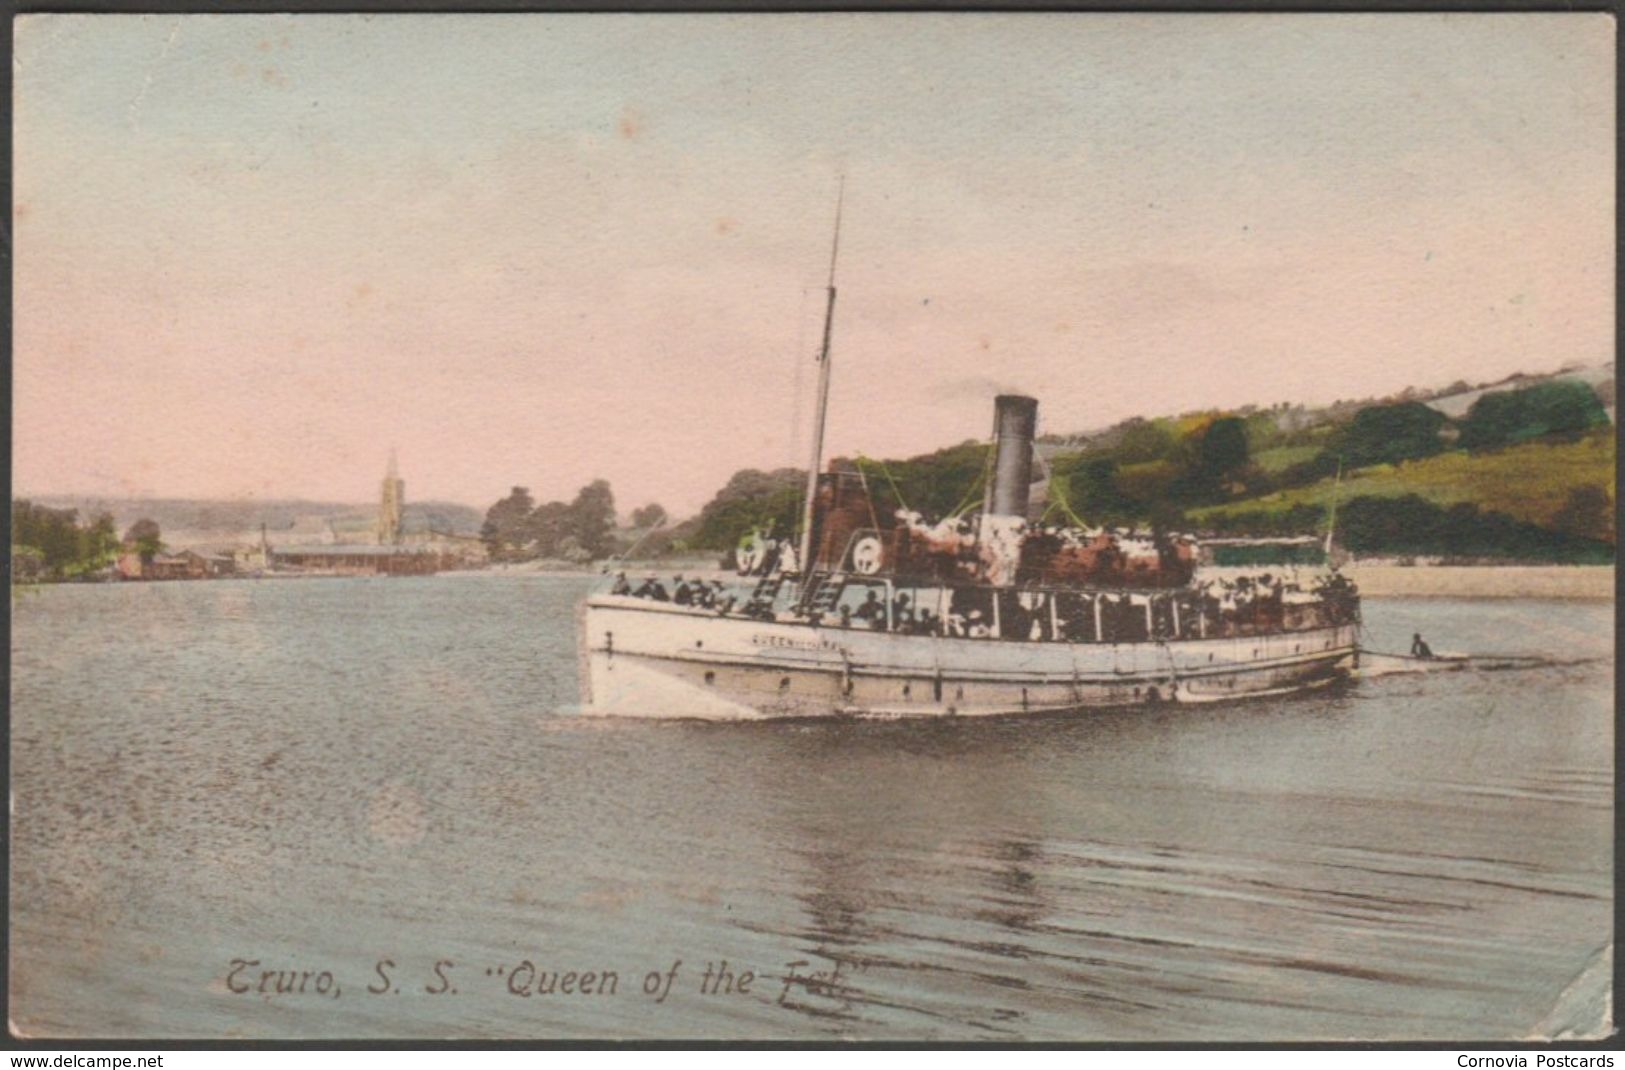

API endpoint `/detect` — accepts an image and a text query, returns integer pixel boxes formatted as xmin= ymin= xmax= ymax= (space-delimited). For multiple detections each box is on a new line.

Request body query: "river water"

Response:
xmin=9 ymin=575 xmax=1612 ymax=1041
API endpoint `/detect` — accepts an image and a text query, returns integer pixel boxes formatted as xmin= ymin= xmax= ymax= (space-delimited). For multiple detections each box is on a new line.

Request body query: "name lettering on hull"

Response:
xmin=750 ymin=634 xmax=843 ymax=653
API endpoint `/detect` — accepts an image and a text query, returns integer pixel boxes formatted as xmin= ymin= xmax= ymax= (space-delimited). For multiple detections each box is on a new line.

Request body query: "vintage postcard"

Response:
xmin=9 ymin=12 xmax=1614 ymax=1044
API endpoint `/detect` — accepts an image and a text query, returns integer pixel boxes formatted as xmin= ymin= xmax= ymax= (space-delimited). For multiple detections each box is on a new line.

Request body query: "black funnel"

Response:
xmin=988 ymin=395 xmax=1038 ymax=518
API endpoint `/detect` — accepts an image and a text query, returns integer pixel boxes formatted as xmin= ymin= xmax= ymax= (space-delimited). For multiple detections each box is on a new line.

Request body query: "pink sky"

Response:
xmin=14 ymin=14 xmax=1614 ymax=518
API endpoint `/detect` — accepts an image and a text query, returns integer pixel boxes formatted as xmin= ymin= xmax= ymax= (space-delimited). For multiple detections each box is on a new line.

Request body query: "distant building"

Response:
xmin=269 ymin=545 xmax=455 ymax=576
xmin=146 ymin=550 xmax=209 ymax=580
xmin=409 ymin=528 xmax=488 ymax=563
xmin=200 ymin=552 xmax=237 ymax=577
xmin=377 ymin=449 xmax=405 ymax=545
xmin=233 ymin=525 xmax=272 ymax=571
xmin=225 ymin=454 xmax=483 ymax=575
xmin=324 ymin=514 xmax=378 ymax=544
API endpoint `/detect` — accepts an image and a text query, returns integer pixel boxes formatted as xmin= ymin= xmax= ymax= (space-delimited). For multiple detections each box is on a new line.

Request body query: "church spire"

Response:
xmin=378 ymin=449 xmax=405 ymax=546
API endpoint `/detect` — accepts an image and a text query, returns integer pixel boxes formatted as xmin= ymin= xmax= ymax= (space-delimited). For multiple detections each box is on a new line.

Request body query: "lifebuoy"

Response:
xmin=851 ymin=535 xmax=884 ymax=575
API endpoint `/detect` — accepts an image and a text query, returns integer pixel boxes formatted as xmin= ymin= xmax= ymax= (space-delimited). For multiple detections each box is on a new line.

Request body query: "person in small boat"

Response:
xmin=634 ymin=573 xmax=669 ymax=601
xmin=1411 ymin=632 xmax=1434 ymax=659
xmin=609 ymin=571 xmax=631 ymax=596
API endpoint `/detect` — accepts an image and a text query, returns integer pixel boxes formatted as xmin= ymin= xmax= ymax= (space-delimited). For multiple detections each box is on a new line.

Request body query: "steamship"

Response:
xmin=576 ymin=201 xmax=1360 ymax=720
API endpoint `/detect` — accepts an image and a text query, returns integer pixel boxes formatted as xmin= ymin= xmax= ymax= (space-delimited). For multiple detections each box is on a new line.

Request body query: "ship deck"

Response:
xmin=579 ymin=593 xmax=1360 ymax=720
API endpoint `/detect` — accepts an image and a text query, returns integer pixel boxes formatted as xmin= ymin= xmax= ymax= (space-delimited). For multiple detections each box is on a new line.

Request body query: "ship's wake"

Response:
xmin=1358 ymin=648 xmax=1599 ymax=676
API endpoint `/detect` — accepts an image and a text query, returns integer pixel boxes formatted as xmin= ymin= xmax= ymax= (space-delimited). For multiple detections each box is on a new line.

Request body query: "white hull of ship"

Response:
xmin=579 ymin=595 xmax=1359 ymax=720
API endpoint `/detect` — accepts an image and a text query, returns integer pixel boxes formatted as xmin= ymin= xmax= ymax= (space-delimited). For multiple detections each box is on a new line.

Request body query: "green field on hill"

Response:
xmin=1191 ymin=430 xmax=1614 ymax=531
xmin=1250 ymin=444 xmax=1322 ymax=474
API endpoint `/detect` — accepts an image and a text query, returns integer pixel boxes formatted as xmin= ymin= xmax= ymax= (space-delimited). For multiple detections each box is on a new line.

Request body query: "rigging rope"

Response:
xmin=851 ymin=459 xmax=883 ymax=533
xmin=975 ymin=434 xmax=997 ymax=515
xmin=856 ymin=453 xmax=909 ymax=514
xmin=1051 ymin=470 xmax=1090 ymax=530
xmin=1034 ymin=449 xmax=1089 ymax=529
xmin=608 ymin=517 xmax=668 ymax=566
xmin=875 ymin=456 xmax=908 ymax=514
xmin=947 ymin=439 xmax=995 ymax=521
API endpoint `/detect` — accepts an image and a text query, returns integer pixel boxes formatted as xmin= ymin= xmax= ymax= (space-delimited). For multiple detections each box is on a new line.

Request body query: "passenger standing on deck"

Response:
xmin=893 ymin=593 xmax=914 ymax=631
xmin=673 ymin=575 xmax=693 ymax=606
xmin=610 ymin=571 xmax=631 ymax=596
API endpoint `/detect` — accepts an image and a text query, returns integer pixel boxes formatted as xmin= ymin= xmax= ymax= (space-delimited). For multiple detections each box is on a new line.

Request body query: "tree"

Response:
xmin=480 ymin=487 xmax=536 ymax=562
xmin=690 ymin=468 xmax=806 ymax=551
xmin=1064 ymin=457 xmax=1141 ymax=527
xmin=34 ymin=507 xmax=80 ymax=575
xmin=1457 ymin=391 xmax=1521 ymax=452
xmin=565 ymin=480 xmax=617 ymax=560
xmin=123 ymin=518 xmax=163 ymax=563
xmin=13 ymin=501 xmax=120 ymax=579
xmin=81 ymin=512 xmax=119 ymax=570
xmin=553 ymin=535 xmax=593 ymax=565
xmin=529 ymin=500 xmax=571 ymax=558
xmin=1114 ymin=418 xmax=1176 ymax=464
xmin=12 ymin=500 xmax=39 ymax=551
xmin=1460 ymin=381 xmax=1609 ymax=451
xmin=1197 ymin=417 xmax=1250 ymax=481
xmin=1325 ymin=401 xmax=1446 ymax=469
xmin=630 ymin=503 xmax=668 ymax=529
xmin=1337 ymin=493 xmax=1612 ymax=563
xmin=1152 ymin=415 xmax=1252 ymax=506
xmin=872 ymin=441 xmax=994 ymax=521
xmin=1524 ymin=380 xmax=1610 ymax=440
xmin=1552 ymin=485 xmax=1614 ymax=544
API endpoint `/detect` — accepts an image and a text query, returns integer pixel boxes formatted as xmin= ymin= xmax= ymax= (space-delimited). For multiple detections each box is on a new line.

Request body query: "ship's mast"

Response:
xmin=1323 ymin=455 xmax=1343 ymax=559
xmin=798 ymin=178 xmax=845 ymax=579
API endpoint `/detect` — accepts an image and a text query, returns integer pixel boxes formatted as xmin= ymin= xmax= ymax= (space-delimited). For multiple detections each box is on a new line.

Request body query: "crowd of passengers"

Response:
xmin=610 ymin=572 xmax=740 ymax=611
xmin=611 ymin=569 xmax=1359 ymax=641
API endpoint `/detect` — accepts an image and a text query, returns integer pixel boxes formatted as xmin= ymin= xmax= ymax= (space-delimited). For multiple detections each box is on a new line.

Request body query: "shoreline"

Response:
xmin=1343 ymin=564 xmax=1614 ymax=601
xmin=15 ymin=563 xmax=1616 ymax=601
xmin=389 ymin=561 xmax=1625 ymax=602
